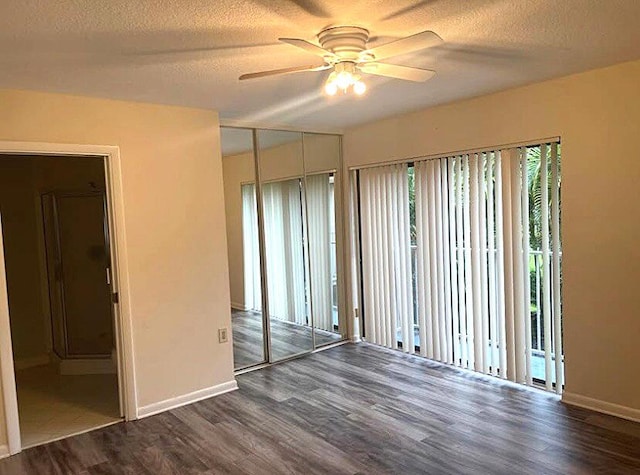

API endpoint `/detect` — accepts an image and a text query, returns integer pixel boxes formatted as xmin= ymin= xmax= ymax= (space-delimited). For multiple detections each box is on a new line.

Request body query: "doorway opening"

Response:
xmin=0 ymin=154 xmax=122 ymax=449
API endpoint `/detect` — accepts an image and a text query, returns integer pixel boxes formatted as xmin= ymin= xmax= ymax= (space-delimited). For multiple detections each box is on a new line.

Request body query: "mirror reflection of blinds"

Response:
xmin=261 ymin=179 xmax=307 ymax=325
xmin=306 ymin=174 xmax=335 ymax=332
xmin=241 ymin=184 xmax=262 ymax=312
xmin=358 ymin=142 xmax=563 ymax=393
xmin=242 ymin=176 xmax=336 ymax=331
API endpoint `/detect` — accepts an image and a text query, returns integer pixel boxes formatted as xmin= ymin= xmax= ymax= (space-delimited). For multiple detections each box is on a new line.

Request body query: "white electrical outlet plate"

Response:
xmin=218 ymin=328 xmax=228 ymax=343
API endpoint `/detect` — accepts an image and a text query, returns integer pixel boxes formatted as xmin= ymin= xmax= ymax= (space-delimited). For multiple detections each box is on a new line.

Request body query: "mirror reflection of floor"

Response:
xmin=232 ymin=309 xmax=342 ymax=369
xmin=16 ymin=363 xmax=121 ymax=448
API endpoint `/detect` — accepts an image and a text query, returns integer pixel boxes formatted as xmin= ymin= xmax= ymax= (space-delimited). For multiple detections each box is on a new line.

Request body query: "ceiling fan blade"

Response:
xmin=279 ymin=38 xmax=335 ymax=59
xmin=359 ymin=63 xmax=436 ymax=82
xmin=365 ymin=31 xmax=443 ymax=61
xmin=239 ymin=63 xmax=330 ymax=80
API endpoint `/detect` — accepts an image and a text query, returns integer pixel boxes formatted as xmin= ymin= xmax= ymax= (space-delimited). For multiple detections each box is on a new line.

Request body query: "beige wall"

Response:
xmin=259 ymin=140 xmax=304 ymax=183
xmin=0 ymin=89 xmax=234 ymax=435
xmin=344 ymin=59 xmax=640 ymax=411
xmin=222 ymin=150 xmax=255 ymax=309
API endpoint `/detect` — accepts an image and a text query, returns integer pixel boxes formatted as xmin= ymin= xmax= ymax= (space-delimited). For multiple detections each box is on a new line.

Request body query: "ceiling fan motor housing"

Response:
xmin=318 ymin=26 xmax=370 ymax=62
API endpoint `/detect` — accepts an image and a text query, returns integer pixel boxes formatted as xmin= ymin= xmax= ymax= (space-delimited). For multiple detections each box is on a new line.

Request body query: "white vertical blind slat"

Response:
xmin=520 ymin=148 xmax=533 ymax=385
xmin=486 ymin=153 xmax=498 ymax=376
xmin=478 ymin=153 xmax=490 ymax=374
xmin=396 ymin=168 xmax=409 ymax=352
xmin=551 ymin=143 xmax=563 ymax=394
xmin=373 ymin=172 xmax=384 ymax=345
xmin=456 ymin=157 xmax=468 ymax=368
xmin=441 ymin=159 xmax=454 ymax=364
xmin=462 ymin=156 xmax=475 ymax=368
xmin=434 ymin=161 xmax=447 ymax=361
xmin=540 ymin=144 xmax=553 ymax=390
xmin=495 ymin=151 xmax=508 ymax=378
xmin=382 ymin=166 xmax=399 ymax=349
xmin=448 ymin=157 xmax=461 ymax=366
xmin=404 ymin=168 xmax=416 ymax=353
xmin=510 ymin=150 xmax=526 ymax=383
xmin=427 ymin=161 xmax=441 ymax=360
xmin=424 ymin=162 xmax=435 ymax=359
xmin=416 ymin=163 xmax=429 ymax=357
xmin=395 ymin=166 xmax=409 ymax=352
xmin=360 ymin=171 xmax=374 ymax=343
xmin=500 ymin=149 xmax=516 ymax=381
xmin=469 ymin=153 xmax=484 ymax=371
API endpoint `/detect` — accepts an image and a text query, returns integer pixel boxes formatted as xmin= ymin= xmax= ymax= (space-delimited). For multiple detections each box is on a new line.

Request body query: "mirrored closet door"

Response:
xmin=220 ymin=127 xmax=266 ymax=369
xmin=303 ymin=133 xmax=343 ymax=347
xmin=221 ymin=126 xmax=345 ymax=370
xmin=257 ymin=130 xmax=314 ymax=361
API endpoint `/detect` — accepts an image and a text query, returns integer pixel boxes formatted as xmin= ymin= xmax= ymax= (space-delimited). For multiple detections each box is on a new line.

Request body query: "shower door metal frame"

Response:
xmin=41 ymin=190 xmax=113 ymax=360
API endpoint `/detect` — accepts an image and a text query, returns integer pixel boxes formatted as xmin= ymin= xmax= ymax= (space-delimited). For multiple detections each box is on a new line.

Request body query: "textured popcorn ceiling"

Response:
xmin=1 ymin=0 xmax=639 ymax=130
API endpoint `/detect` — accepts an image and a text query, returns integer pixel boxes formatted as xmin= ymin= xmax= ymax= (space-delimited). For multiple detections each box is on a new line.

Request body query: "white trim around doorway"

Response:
xmin=0 ymin=141 xmax=138 ymax=457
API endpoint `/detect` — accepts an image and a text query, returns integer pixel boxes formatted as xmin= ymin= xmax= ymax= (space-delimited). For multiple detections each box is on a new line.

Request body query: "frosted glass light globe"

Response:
xmin=325 ymin=82 xmax=338 ymax=96
xmin=353 ymin=81 xmax=367 ymax=95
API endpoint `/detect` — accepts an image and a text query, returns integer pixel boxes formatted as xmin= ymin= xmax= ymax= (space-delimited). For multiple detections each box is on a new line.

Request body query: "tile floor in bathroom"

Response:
xmin=15 ymin=364 xmax=121 ymax=448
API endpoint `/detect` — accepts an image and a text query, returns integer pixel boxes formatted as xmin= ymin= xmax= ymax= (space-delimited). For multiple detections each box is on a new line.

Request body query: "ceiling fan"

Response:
xmin=239 ymin=26 xmax=442 ymax=96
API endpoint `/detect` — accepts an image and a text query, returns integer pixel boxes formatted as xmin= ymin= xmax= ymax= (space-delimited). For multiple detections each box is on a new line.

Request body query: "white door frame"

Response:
xmin=0 ymin=141 xmax=138 ymax=456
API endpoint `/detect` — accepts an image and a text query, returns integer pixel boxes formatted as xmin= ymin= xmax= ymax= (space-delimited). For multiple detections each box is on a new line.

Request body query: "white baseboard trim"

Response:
xmin=0 ymin=444 xmax=9 ymax=459
xmin=562 ymin=392 xmax=640 ymax=423
xmin=137 ymin=380 xmax=239 ymax=419
xmin=231 ymin=302 xmax=249 ymax=311
xmin=14 ymin=354 xmax=49 ymax=371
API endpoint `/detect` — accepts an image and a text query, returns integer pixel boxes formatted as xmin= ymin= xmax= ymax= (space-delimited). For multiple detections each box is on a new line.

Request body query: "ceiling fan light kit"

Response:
xmin=324 ymin=62 xmax=366 ymax=96
xmin=239 ymin=25 xmax=442 ymax=97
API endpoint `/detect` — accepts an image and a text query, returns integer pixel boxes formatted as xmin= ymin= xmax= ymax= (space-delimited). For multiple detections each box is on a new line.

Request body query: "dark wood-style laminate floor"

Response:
xmin=2 ymin=343 xmax=639 ymax=474
xmin=232 ymin=309 xmax=342 ymax=368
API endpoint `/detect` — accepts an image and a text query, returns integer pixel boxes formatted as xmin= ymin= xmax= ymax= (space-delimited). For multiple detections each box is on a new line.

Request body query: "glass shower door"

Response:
xmin=42 ymin=191 xmax=113 ymax=359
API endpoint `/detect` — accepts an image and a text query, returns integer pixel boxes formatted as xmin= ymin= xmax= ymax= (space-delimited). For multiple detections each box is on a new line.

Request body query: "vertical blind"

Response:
xmin=241 ymin=184 xmax=262 ymax=312
xmin=261 ymin=179 xmax=307 ymax=325
xmin=358 ymin=142 xmax=563 ymax=393
xmin=306 ymin=173 xmax=334 ymax=332
xmin=242 ymin=176 xmax=336 ymax=331
xmin=359 ymin=164 xmax=414 ymax=352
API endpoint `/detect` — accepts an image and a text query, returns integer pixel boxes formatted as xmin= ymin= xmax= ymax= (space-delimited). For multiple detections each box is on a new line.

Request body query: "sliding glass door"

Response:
xmin=355 ymin=141 xmax=564 ymax=393
xmin=221 ymin=127 xmax=345 ymax=369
